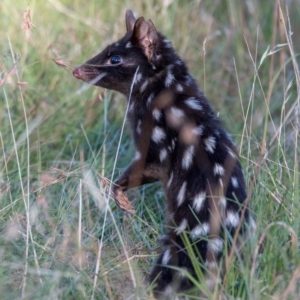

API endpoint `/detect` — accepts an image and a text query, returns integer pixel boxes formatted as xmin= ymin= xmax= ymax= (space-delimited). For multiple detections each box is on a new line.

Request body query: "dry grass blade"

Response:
xmin=22 ymin=6 xmax=35 ymax=36
xmin=91 ymin=67 xmax=141 ymax=300
xmin=16 ymin=81 xmax=28 ymax=86
xmin=276 ymin=266 xmax=300 ymax=300
xmin=53 ymin=58 xmax=68 ymax=68
xmin=0 ymin=59 xmax=18 ymax=87
xmin=250 ymin=221 xmax=298 ymax=287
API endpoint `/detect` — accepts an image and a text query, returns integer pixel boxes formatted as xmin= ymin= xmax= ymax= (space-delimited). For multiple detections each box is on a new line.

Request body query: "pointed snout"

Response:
xmin=72 ymin=66 xmax=84 ymax=80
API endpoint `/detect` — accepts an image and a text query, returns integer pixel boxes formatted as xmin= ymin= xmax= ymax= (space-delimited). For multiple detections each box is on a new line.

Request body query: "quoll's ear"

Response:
xmin=132 ymin=17 xmax=159 ymax=62
xmin=125 ymin=9 xmax=136 ymax=32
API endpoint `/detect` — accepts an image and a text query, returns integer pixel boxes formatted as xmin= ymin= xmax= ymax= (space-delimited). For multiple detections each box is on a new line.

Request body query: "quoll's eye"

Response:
xmin=110 ymin=56 xmax=121 ymax=64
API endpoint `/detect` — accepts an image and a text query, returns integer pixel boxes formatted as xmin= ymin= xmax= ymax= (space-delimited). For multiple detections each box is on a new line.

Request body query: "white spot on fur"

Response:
xmin=185 ymin=97 xmax=202 ymax=111
xmin=163 ymin=38 xmax=172 ymax=48
xmin=193 ymin=192 xmax=206 ymax=213
xmin=226 ymin=211 xmax=240 ymax=228
xmin=153 ymin=108 xmax=161 ymax=121
xmin=182 ymin=146 xmax=194 ymax=170
xmin=185 ymin=75 xmax=194 ymax=85
xmin=170 ymin=107 xmax=185 ymax=118
xmin=225 ymin=131 xmax=233 ymax=142
xmin=190 ymin=223 xmax=210 ymax=240
xmin=163 ymin=285 xmax=175 ymax=297
xmin=205 ymin=260 xmax=218 ymax=270
xmin=176 ymin=83 xmax=183 ymax=92
xmin=147 ymin=93 xmax=154 ymax=107
xmin=167 ymin=172 xmax=173 ymax=188
xmin=165 ymin=66 xmax=175 ymax=87
xmin=152 ymin=126 xmax=166 ymax=143
xmin=206 ymin=276 xmax=221 ymax=291
xmin=231 ymin=176 xmax=239 ymax=188
xmin=162 ymin=248 xmax=171 ymax=265
xmin=155 ymin=54 xmax=162 ymax=60
xmin=168 ymin=212 xmax=175 ymax=221
xmin=214 ymin=129 xmax=220 ymax=137
xmin=175 ymin=219 xmax=188 ymax=235
xmin=214 ymin=163 xmax=225 ymax=176
xmin=176 ymin=59 xmax=182 ymax=65
xmin=177 ymin=181 xmax=187 ymax=207
xmin=159 ymin=148 xmax=167 ymax=162
xmin=208 ymin=238 xmax=224 ymax=253
xmin=166 ymin=107 xmax=185 ymax=129
xmin=126 ymin=42 xmax=132 ymax=48
xmin=115 ymin=42 xmax=119 ymax=47
xmin=134 ymin=151 xmax=141 ymax=161
xmin=140 ymin=80 xmax=148 ymax=93
xmin=204 ymin=136 xmax=216 ymax=153
xmin=192 ymin=125 xmax=204 ymax=136
xmin=136 ymin=119 xmax=141 ymax=134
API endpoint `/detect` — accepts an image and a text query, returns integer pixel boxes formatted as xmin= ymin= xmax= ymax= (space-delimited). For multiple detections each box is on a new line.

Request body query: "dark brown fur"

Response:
xmin=73 ymin=10 xmax=255 ymax=299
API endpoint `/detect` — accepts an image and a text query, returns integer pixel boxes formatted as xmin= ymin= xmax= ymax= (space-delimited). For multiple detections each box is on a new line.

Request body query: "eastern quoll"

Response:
xmin=73 ymin=9 xmax=255 ymax=299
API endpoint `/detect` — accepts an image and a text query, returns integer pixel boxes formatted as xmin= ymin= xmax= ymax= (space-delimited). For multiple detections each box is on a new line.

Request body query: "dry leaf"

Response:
xmin=53 ymin=58 xmax=68 ymax=68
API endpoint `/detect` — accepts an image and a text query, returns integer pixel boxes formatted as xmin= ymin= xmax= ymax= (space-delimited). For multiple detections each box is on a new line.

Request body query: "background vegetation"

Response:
xmin=1 ymin=0 xmax=300 ymax=299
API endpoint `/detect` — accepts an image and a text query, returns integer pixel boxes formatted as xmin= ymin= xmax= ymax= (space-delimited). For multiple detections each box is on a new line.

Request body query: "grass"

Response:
xmin=1 ymin=0 xmax=300 ymax=299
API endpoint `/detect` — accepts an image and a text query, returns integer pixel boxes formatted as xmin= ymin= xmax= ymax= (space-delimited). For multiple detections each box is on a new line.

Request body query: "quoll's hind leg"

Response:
xmin=149 ymin=234 xmax=204 ymax=299
xmin=149 ymin=245 xmax=178 ymax=299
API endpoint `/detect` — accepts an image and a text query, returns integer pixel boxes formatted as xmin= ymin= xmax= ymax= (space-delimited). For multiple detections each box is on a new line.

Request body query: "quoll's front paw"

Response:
xmin=113 ymin=188 xmax=135 ymax=214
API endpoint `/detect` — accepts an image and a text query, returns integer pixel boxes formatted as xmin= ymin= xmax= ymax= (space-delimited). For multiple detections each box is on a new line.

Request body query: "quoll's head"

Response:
xmin=73 ymin=10 xmax=172 ymax=95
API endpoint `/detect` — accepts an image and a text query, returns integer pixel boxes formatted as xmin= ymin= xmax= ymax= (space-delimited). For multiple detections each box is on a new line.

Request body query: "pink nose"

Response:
xmin=73 ymin=67 xmax=83 ymax=79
